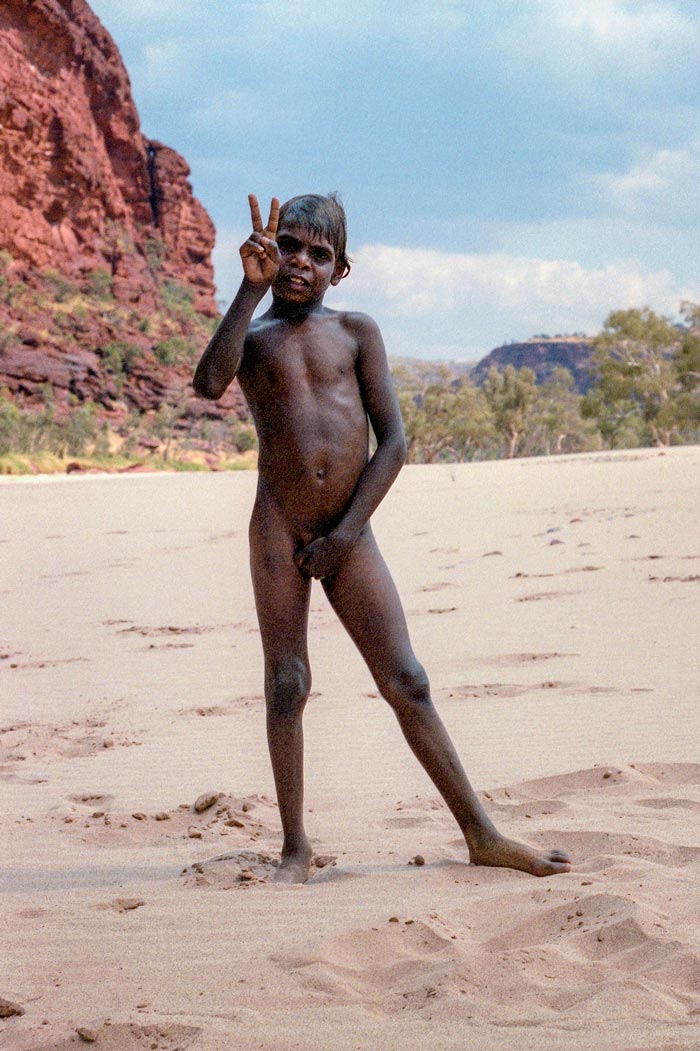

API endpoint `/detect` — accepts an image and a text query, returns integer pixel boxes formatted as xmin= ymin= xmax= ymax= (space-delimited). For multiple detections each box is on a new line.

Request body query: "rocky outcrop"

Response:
xmin=0 ymin=0 xmax=216 ymax=313
xmin=0 ymin=0 xmax=248 ymax=438
xmin=471 ymin=339 xmax=595 ymax=393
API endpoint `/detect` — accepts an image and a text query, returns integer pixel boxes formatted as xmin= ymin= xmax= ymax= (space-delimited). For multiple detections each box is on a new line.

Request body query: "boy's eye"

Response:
xmin=311 ymin=249 xmax=332 ymax=262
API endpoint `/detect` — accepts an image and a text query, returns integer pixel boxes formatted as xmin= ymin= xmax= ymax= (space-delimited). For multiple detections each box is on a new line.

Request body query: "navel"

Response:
xmin=316 ymin=467 xmax=326 ymax=481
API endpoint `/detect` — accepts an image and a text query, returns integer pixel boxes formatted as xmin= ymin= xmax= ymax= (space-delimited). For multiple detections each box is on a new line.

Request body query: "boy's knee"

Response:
xmin=266 ymin=658 xmax=311 ymax=718
xmin=380 ymin=660 xmax=431 ymax=711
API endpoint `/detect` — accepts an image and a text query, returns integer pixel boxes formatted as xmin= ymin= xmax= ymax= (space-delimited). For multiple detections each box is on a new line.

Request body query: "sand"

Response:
xmin=1 ymin=446 xmax=699 ymax=1051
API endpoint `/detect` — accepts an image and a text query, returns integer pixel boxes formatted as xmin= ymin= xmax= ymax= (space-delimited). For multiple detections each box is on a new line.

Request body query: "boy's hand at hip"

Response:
xmin=294 ymin=534 xmax=355 ymax=580
xmin=240 ymin=194 xmax=280 ymax=285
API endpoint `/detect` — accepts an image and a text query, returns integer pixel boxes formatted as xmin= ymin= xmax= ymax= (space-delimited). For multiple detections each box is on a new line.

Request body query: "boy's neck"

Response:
xmin=268 ymin=293 xmax=328 ymax=322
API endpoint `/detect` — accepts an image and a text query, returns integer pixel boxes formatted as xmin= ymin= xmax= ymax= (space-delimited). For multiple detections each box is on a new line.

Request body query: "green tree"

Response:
xmin=524 ymin=368 xmax=601 ymax=456
xmin=584 ymin=308 xmax=680 ymax=447
xmin=482 ymin=365 xmax=538 ymax=458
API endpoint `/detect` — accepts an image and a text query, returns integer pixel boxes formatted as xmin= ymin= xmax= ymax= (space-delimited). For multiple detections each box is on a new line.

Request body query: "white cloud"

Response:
xmin=343 ymin=244 xmax=684 ymax=315
xmin=552 ymin=0 xmax=688 ymax=48
xmin=328 ymin=243 xmax=695 ymax=359
xmin=596 ymin=143 xmax=700 ymax=224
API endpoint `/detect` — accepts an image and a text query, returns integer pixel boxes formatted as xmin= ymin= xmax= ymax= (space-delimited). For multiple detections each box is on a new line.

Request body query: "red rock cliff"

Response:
xmin=0 ymin=0 xmax=216 ymax=314
xmin=0 ymin=0 xmax=249 ymax=452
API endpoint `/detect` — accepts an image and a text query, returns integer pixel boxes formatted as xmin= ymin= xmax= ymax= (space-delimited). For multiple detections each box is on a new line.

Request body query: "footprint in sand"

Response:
xmin=182 ymin=849 xmax=337 ymax=889
xmin=114 ymin=623 xmax=211 ymax=637
xmin=54 ymin=790 xmax=278 ymax=849
xmin=516 ymin=590 xmax=581 ymax=602
xmin=0 ymin=721 xmax=140 ymax=763
xmin=445 ymin=681 xmax=594 ymax=700
xmin=179 ymin=694 xmax=265 ymax=718
xmin=39 ymin=1022 xmax=200 ymax=1050
xmin=480 ymin=652 xmax=580 ymax=666
xmin=649 ymin=574 xmax=700 ymax=583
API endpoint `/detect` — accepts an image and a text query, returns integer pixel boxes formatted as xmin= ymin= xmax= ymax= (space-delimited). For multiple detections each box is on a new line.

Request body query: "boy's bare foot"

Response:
xmin=468 ymin=830 xmax=571 ymax=876
xmin=273 ymin=844 xmax=313 ymax=884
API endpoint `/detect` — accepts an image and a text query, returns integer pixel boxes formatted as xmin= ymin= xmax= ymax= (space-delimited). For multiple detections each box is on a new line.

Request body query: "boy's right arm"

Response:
xmin=192 ymin=195 xmax=279 ymax=400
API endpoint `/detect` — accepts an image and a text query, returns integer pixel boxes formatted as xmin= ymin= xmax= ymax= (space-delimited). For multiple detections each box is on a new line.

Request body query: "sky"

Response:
xmin=89 ymin=0 xmax=700 ymax=362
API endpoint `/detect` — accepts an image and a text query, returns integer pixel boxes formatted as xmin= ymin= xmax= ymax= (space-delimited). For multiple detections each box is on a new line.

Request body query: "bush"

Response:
xmin=43 ymin=268 xmax=78 ymax=303
xmin=84 ymin=268 xmax=113 ymax=298
xmin=0 ymin=393 xmax=101 ymax=457
xmin=161 ymin=280 xmax=195 ymax=318
xmin=100 ymin=341 xmax=141 ymax=375
xmin=153 ymin=336 xmax=194 ymax=365
xmin=143 ymin=237 xmax=165 ymax=271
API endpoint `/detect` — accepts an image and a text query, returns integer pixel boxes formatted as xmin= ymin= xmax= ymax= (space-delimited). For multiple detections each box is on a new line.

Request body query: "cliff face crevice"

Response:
xmin=0 ymin=0 xmax=215 ymax=313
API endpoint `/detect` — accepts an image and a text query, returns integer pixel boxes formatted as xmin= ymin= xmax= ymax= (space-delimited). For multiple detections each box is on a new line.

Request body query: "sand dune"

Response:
xmin=1 ymin=447 xmax=699 ymax=1050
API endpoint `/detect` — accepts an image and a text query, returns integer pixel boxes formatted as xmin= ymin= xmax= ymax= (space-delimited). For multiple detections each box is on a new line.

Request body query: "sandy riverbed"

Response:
xmin=1 ymin=447 xmax=699 ymax=1050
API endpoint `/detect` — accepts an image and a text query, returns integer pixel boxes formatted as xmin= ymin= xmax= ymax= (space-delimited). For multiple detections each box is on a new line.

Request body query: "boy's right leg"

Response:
xmin=249 ymin=496 xmax=313 ymax=883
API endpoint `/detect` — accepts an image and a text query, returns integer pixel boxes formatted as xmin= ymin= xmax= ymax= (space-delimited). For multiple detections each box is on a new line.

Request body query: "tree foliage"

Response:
xmin=393 ymin=300 xmax=700 ymax=463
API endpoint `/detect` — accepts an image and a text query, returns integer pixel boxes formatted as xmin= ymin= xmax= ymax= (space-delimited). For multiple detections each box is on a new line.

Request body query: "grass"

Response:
xmin=0 ymin=450 xmax=257 ymax=476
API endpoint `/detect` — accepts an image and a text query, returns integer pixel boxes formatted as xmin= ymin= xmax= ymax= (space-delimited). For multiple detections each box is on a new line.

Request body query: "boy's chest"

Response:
xmin=247 ymin=321 xmax=358 ymax=392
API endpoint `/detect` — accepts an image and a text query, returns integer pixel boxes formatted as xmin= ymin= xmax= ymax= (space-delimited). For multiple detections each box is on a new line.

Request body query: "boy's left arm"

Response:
xmin=294 ymin=314 xmax=407 ymax=579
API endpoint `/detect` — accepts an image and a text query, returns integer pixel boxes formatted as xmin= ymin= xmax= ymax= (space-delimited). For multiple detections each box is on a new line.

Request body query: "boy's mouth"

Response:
xmin=283 ymin=273 xmax=310 ymax=288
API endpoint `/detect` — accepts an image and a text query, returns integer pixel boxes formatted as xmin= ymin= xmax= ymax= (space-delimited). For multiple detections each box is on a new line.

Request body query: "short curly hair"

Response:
xmin=278 ymin=193 xmax=351 ymax=279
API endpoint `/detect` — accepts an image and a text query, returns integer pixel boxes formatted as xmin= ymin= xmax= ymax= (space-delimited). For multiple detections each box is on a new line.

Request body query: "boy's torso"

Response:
xmin=239 ymin=309 xmax=369 ymax=537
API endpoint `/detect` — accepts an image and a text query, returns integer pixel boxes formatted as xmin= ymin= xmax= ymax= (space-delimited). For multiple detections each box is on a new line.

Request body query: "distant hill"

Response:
xmin=470 ymin=338 xmax=595 ymax=393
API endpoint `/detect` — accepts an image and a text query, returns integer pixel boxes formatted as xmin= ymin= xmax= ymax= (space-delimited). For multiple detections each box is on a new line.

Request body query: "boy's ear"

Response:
xmin=330 ymin=261 xmax=350 ymax=286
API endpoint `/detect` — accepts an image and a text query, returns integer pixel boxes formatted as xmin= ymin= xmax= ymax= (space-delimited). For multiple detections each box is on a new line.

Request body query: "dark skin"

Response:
xmin=193 ymin=195 xmax=572 ymax=883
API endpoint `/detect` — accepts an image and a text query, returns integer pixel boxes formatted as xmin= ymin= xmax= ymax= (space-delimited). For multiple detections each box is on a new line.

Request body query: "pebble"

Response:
xmin=313 ymin=854 xmax=336 ymax=868
xmin=188 ymin=828 xmax=202 ymax=839
xmin=194 ymin=791 xmax=222 ymax=813
xmin=409 ymin=854 xmax=425 ymax=866
xmin=0 ymin=998 xmax=24 ymax=1018
xmin=154 ymin=812 xmax=170 ymax=821
xmin=76 ymin=1027 xmax=98 ymax=1042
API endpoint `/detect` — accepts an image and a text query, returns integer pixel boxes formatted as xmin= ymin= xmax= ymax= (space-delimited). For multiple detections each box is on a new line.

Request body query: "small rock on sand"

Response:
xmin=409 ymin=854 xmax=425 ymax=866
xmin=0 ymin=997 xmax=25 ymax=1018
xmin=76 ymin=1027 xmax=98 ymax=1042
xmin=313 ymin=854 xmax=337 ymax=869
xmin=194 ymin=791 xmax=222 ymax=813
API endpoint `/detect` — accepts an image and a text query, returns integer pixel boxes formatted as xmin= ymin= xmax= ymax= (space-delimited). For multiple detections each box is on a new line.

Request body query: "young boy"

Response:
xmin=193 ymin=193 xmax=571 ymax=884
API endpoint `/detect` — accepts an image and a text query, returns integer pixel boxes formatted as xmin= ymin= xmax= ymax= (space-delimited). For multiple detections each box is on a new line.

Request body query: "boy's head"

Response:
xmin=278 ymin=193 xmax=351 ymax=280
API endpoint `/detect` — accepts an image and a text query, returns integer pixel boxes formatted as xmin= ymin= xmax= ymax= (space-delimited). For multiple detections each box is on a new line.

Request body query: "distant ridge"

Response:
xmin=471 ymin=338 xmax=595 ymax=393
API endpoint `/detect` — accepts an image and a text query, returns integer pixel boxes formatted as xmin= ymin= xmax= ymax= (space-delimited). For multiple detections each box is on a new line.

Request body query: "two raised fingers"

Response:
xmin=248 ymin=194 xmax=279 ymax=237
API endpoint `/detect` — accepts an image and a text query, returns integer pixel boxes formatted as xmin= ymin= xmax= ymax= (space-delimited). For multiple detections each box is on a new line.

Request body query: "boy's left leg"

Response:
xmin=322 ymin=526 xmax=571 ymax=877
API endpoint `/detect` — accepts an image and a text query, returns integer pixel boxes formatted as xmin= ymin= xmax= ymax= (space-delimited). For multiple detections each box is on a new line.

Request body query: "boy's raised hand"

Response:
xmin=240 ymin=194 xmax=280 ymax=285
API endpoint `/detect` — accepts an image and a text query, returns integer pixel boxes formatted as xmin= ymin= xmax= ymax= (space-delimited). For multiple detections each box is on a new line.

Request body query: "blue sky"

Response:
xmin=89 ymin=0 xmax=700 ymax=361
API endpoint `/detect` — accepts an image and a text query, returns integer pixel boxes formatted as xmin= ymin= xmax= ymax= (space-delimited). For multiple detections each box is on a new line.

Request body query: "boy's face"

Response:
xmin=272 ymin=223 xmax=345 ymax=303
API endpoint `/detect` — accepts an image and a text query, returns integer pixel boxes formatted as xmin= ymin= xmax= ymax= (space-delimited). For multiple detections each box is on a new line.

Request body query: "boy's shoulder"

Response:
xmin=334 ymin=308 xmax=381 ymax=338
xmin=247 ymin=307 xmax=381 ymax=340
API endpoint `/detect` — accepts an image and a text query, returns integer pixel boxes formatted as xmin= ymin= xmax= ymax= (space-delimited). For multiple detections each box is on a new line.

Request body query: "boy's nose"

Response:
xmin=289 ymin=245 xmax=311 ymax=266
